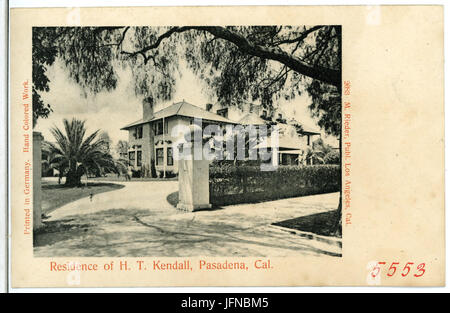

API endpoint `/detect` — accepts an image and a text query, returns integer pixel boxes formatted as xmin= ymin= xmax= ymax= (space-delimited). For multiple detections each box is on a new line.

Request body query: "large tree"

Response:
xmin=33 ymin=26 xmax=340 ymax=127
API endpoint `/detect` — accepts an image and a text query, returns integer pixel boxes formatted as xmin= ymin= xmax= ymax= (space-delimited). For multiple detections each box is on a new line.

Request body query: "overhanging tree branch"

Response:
xmin=120 ymin=26 xmax=341 ymax=88
xmin=273 ymin=25 xmax=324 ymax=45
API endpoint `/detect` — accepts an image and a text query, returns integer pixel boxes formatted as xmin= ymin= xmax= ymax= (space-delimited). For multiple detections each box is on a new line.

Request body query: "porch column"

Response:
xmin=272 ymin=147 xmax=279 ymax=167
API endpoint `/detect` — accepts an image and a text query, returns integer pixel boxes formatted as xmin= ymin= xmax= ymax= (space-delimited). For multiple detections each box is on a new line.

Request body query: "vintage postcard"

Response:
xmin=8 ymin=5 xmax=444 ymax=287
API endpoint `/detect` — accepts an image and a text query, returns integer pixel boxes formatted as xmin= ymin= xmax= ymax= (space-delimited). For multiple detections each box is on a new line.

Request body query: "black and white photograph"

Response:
xmin=30 ymin=25 xmax=342 ymax=258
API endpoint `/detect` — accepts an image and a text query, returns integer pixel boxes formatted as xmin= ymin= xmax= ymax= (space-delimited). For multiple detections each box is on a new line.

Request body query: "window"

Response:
xmin=261 ymin=110 xmax=267 ymax=118
xmin=136 ymin=126 xmax=143 ymax=139
xmin=128 ymin=151 xmax=135 ymax=165
xmin=167 ymin=147 xmax=173 ymax=166
xmin=154 ymin=121 xmax=163 ymax=135
xmin=156 ymin=148 xmax=164 ymax=165
xmin=217 ymin=108 xmax=228 ymax=118
xmin=137 ymin=150 xmax=142 ymax=166
xmin=164 ymin=119 xmax=169 ymax=134
xmin=132 ymin=126 xmax=143 ymax=139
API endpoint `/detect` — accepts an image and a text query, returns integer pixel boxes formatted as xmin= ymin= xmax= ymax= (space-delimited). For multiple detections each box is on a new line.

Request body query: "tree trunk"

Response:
xmin=331 ymin=26 xmax=342 ymax=237
xmin=65 ymin=170 xmax=82 ymax=187
xmin=65 ymin=162 xmax=82 ymax=187
xmin=332 ymin=134 xmax=342 ymax=237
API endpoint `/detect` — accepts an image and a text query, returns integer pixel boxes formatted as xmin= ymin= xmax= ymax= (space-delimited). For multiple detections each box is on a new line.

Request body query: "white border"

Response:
xmin=5 ymin=0 xmax=449 ymax=293
xmin=0 ymin=0 xmax=8 ymax=294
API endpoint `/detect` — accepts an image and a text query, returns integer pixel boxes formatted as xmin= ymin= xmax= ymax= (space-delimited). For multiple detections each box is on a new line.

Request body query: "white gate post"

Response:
xmin=177 ymin=126 xmax=212 ymax=212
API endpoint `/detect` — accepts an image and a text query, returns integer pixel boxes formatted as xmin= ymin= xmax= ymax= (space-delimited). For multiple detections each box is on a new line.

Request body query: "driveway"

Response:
xmin=35 ymin=180 xmax=341 ymax=257
xmin=47 ymin=180 xmax=179 ymax=220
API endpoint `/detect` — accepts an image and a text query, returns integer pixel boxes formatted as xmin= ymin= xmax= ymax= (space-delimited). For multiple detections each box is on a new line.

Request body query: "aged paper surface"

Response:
xmin=9 ymin=6 xmax=444 ymax=287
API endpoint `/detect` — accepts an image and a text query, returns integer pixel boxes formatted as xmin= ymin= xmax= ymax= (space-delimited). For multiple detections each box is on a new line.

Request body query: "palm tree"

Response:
xmin=303 ymin=146 xmax=324 ymax=165
xmin=42 ymin=140 xmax=67 ymax=183
xmin=303 ymin=138 xmax=334 ymax=165
xmin=46 ymin=118 xmax=116 ymax=187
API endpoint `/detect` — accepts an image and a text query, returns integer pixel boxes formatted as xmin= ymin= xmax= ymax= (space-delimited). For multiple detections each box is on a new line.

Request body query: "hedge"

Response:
xmin=209 ymin=163 xmax=340 ymax=206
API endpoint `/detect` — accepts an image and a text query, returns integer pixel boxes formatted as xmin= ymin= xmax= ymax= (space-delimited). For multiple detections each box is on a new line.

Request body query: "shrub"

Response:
xmin=209 ymin=164 xmax=340 ymax=206
xmin=324 ymin=150 xmax=340 ymax=164
xmin=132 ymin=170 xmax=141 ymax=178
xmin=157 ymin=170 xmax=177 ymax=178
xmin=165 ymin=170 xmax=177 ymax=178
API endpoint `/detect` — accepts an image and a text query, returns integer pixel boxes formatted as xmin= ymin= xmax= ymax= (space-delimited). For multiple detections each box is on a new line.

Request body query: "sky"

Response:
xmin=35 ymin=57 xmax=339 ymax=149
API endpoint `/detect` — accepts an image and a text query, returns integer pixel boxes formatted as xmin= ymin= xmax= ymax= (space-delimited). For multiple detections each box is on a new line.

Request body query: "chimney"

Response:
xmin=143 ymin=96 xmax=154 ymax=120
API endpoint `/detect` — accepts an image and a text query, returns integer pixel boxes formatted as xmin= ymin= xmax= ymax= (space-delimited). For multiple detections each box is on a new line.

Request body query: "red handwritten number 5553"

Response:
xmin=371 ymin=262 xmax=426 ymax=278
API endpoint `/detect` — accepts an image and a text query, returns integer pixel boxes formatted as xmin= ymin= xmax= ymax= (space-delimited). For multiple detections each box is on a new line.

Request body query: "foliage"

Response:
xmin=307 ymin=80 xmax=341 ymax=137
xmin=98 ymin=131 xmax=112 ymax=153
xmin=303 ymin=146 xmax=324 ymax=165
xmin=32 ymin=28 xmax=58 ymax=126
xmin=32 ymin=26 xmax=341 ymax=129
xmin=115 ymin=140 xmax=129 ymax=155
xmin=184 ymin=26 xmax=340 ymax=110
xmin=209 ymin=164 xmax=340 ymax=206
xmin=42 ymin=140 xmax=65 ymax=178
xmin=302 ymin=137 xmax=337 ymax=165
xmin=45 ymin=118 xmax=117 ymax=186
xmin=324 ymin=150 xmax=340 ymax=165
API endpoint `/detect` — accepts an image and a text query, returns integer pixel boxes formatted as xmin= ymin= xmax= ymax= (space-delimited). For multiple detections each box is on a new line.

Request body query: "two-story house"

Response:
xmin=209 ymin=102 xmax=321 ymax=166
xmin=121 ymin=98 xmax=237 ymax=176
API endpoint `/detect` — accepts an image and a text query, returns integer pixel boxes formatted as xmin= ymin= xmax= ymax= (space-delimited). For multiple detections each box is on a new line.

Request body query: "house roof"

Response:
xmin=300 ymin=128 xmax=321 ymax=135
xmin=286 ymin=118 xmax=321 ymax=135
xmin=236 ymin=113 xmax=267 ymax=125
xmin=121 ymin=101 xmax=237 ymax=130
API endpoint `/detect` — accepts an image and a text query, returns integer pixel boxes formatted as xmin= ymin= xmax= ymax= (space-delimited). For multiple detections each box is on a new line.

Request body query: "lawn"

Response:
xmin=41 ymin=180 xmax=125 ymax=214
